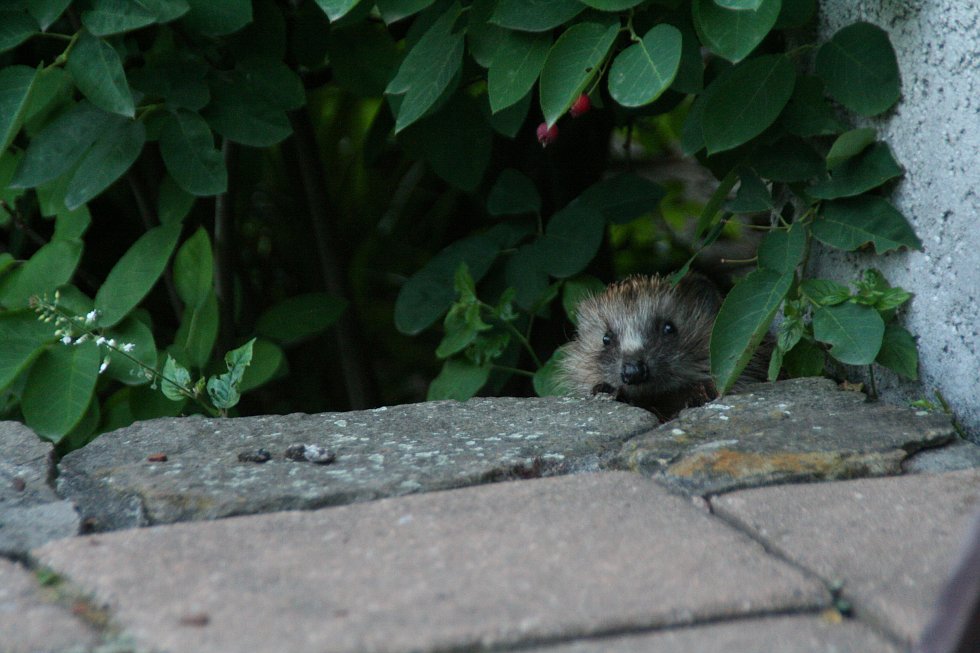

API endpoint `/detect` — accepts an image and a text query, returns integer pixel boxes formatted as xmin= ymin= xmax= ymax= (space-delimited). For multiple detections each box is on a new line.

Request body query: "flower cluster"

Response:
xmin=32 ymin=292 xmax=136 ymax=376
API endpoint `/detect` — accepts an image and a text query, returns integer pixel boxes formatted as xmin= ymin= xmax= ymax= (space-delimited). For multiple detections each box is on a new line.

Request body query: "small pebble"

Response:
xmin=11 ymin=477 xmax=26 ymax=492
xmin=237 ymin=448 xmax=272 ymax=463
xmin=146 ymin=452 xmax=168 ymax=463
xmin=285 ymin=443 xmax=336 ymax=464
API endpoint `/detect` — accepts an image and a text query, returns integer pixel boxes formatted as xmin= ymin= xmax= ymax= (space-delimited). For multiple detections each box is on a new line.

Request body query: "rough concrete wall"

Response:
xmin=812 ymin=1 xmax=980 ymax=440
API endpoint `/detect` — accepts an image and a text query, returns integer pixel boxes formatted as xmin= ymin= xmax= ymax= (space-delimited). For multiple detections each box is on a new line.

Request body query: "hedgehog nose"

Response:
xmin=621 ymin=360 xmax=649 ymax=385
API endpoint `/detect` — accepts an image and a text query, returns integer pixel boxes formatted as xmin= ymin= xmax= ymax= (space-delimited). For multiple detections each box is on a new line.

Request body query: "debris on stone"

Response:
xmin=285 ymin=444 xmax=336 ymax=464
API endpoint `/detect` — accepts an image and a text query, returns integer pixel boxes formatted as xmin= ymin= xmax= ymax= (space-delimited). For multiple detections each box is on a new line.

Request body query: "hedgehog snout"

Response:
xmin=620 ymin=359 xmax=649 ymax=385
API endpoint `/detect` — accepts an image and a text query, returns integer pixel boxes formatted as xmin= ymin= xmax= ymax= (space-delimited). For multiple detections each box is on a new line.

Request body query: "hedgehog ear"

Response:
xmin=676 ymin=273 xmax=722 ymax=312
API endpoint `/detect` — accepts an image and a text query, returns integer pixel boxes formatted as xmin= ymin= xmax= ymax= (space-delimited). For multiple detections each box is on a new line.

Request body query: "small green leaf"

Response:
xmin=876 ymin=322 xmax=917 ymax=380
xmin=490 ymin=0 xmax=584 ymax=32
xmin=813 ymin=302 xmax=884 ymax=365
xmin=426 ymin=357 xmax=491 ymax=401
xmin=183 ymin=0 xmax=252 ymax=36
xmin=561 ymin=274 xmax=605 ymax=325
xmin=810 ymin=142 xmax=902 ymax=199
xmin=223 ymin=337 xmax=255 ymax=385
xmin=488 ymin=30 xmax=550 ymax=113
xmin=64 ymin=119 xmax=145 ymax=209
xmin=813 ymin=196 xmax=922 ymax=254
xmin=159 ymin=109 xmax=227 ymax=196
xmin=702 ymin=54 xmax=795 ymax=154
xmin=826 ymin=128 xmax=876 ymax=170
xmin=160 ymin=355 xmax=192 ymax=401
xmin=436 ymin=301 xmax=491 ymax=359
xmin=608 ymin=24 xmax=682 ymax=108
xmin=0 ymin=310 xmax=55 ymax=392
xmin=539 ymin=20 xmax=619 ymax=127
xmin=757 ymin=225 xmax=805 ymax=274
xmin=173 ymin=227 xmax=213 ymax=309
xmin=487 ymin=169 xmax=541 ymax=216
xmin=1 ymin=239 xmax=83 ymax=309
xmin=0 ymin=65 xmax=39 ymax=153
xmin=94 ymin=222 xmax=183 ymax=327
xmin=692 ymin=0 xmax=781 ymax=63
xmin=538 ymin=204 xmax=605 ymax=278
xmin=710 ymin=268 xmax=793 ymax=393
xmin=816 ymin=22 xmax=900 ymax=117
xmin=81 ymin=0 xmax=158 ymax=36
xmin=255 ymin=293 xmax=348 ymax=345
xmin=66 ymin=30 xmax=135 ymax=117
xmin=783 ymin=337 xmax=825 ymax=377
xmin=575 ymin=173 xmax=666 ymax=224
xmin=173 ymin=291 xmax=218 ymax=369
xmin=314 ymin=0 xmax=363 ymax=21
xmin=533 ymin=346 xmax=567 ymax=397
xmin=22 ymin=341 xmax=101 ymax=441
xmin=800 ymin=279 xmax=851 ymax=306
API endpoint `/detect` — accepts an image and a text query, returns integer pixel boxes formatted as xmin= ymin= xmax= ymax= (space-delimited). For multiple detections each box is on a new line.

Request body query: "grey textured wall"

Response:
xmin=813 ymin=1 xmax=980 ymax=439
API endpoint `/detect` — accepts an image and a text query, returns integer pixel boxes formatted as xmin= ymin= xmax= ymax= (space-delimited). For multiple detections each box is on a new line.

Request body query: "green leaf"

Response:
xmin=22 ymin=341 xmax=101 ymax=441
xmin=426 ymin=357 xmax=491 ymax=401
xmin=105 ymin=314 xmax=157 ymax=386
xmin=82 ymin=0 xmax=158 ymax=36
xmin=12 ymin=102 xmax=115 ymax=189
xmin=1 ymin=239 xmax=82 ymax=309
xmin=173 ymin=291 xmax=218 ymax=368
xmin=539 ymin=20 xmax=619 ymax=127
xmin=506 ymin=243 xmax=551 ymax=311
xmin=779 ymin=75 xmax=843 ymax=137
xmin=0 ymin=10 xmax=36 ymax=54
xmin=810 ymin=142 xmax=902 ymax=199
xmin=0 ymin=65 xmax=39 ymax=153
xmin=0 ymin=310 xmax=55 ymax=392
xmin=783 ymin=337 xmax=825 ymax=377
xmin=800 ymin=279 xmax=850 ymax=306
xmin=377 ymin=0 xmax=434 ymax=24
xmin=157 ymin=174 xmax=196 ymax=223
xmin=726 ymin=170 xmax=773 ymax=213
xmin=580 ymin=0 xmax=644 ymax=9
xmin=159 ymin=109 xmax=227 ymax=196
xmin=137 ymin=0 xmax=191 ymax=23
xmin=64 ymin=119 xmax=145 ymax=210
xmin=702 ymin=54 xmax=795 ymax=154
xmin=876 ymin=322 xmax=917 ymax=380
xmin=327 ymin=23 xmax=399 ymax=97
xmin=812 ymin=302 xmax=884 ymax=365
xmin=487 ymin=169 xmax=541 ymax=216
xmin=533 ymin=346 xmax=567 ymax=396
xmin=751 ymin=136 xmax=823 ymax=182
xmin=436 ymin=302 xmax=491 ymax=359
xmin=813 ymin=196 xmax=922 ymax=254
xmin=202 ymin=74 xmax=292 ymax=147
xmin=160 ymin=355 xmax=192 ymax=401
xmin=538 ymin=204 xmax=605 ymax=278
xmin=575 ymin=173 xmax=666 ymax=224
xmin=757 ymin=225 xmax=805 ymax=274
xmin=608 ymin=24 xmax=682 ymax=108
xmin=183 ymin=0 xmax=252 ymax=36
xmin=395 ymin=234 xmax=499 ymax=335
xmin=816 ymin=22 xmax=900 ymax=117
xmin=386 ymin=3 xmax=465 ymax=133
xmin=173 ymin=227 xmax=213 ymax=308
xmin=66 ymin=31 xmax=135 ymax=117
xmin=488 ymin=30 xmax=550 ymax=113
xmin=826 ymin=128 xmax=876 ymax=170
xmin=95 ymin=222 xmax=183 ymax=327
xmin=692 ymin=0 xmax=781 ymax=63
xmin=710 ymin=268 xmax=793 ymax=393
xmin=314 ymin=0 xmax=363 ymax=21
xmin=255 ymin=293 xmax=348 ymax=345
xmin=238 ymin=338 xmax=286 ymax=392
xmin=561 ymin=274 xmax=605 ymax=325
xmin=28 ymin=0 xmax=71 ymax=30
xmin=223 ymin=337 xmax=255 ymax=385
xmin=490 ymin=0 xmax=584 ymax=32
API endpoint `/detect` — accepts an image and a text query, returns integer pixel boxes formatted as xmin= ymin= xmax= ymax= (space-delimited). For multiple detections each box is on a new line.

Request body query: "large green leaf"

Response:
xmin=539 ymin=20 xmax=619 ymax=126
xmin=159 ymin=109 xmax=227 ymax=196
xmin=94 ymin=222 xmax=183 ymax=327
xmin=0 ymin=65 xmax=39 ymax=153
xmin=173 ymin=291 xmax=217 ymax=368
xmin=0 ymin=310 xmax=55 ymax=392
xmin=81 ymin=0 xmax=158 ymax=36
xmin=64 ymin=119 xmax=145 ymax=209
xmin=812 ymin=196 xmax=922 ymax=254
xmin=779 ymin=75 xmax=843 ymax=137
xmin=66 ymin=30 xmax=135 ymax=117
xmin=255 ymin=293 xmax=349 ymax=345
xmin=238 ymin=338 xmax=287 ymax=392
xmin=173 ymin=227 xmax=213 ymax=308
xmin=28 ymin=0 xmax=71 ymax=30
xmin=702 ymin=54 xmax=795 ymax=154
xmin=816 ymin=22 xmax=900 ymax=117
xmin=876 ymin=322 xmax=917 ymax=380
xmin=608 ymin=24 xmax=682 ymax=107
xmin=809 ymin=142 xmax=902 ymax=199
xmin=537 ymin=204 xmax=605 ymax=278
xmin=757 ymin=225 xmax=805 ymax=274
xmin=0 ymin=10 xmax=36 ymax=54
xmin=427 ymin=357 xmax=491 ymax=400
xmin=22 ymin=341 xmax=101 ymax=441
xmin=488 ymin=30 xmax=550 ymax=113
xmin=1 ymin=239 xmax=83 ymax=309
xmin=202 ymin=73 xmax=292 ymax=147
xmin=506 ymin=243 xmax=551 ymax=310
xmin=812 ymin=302 xmax=884 ymax=365
xmin=825 ymin=128 xmax=876 ymax=170
xmin=183 ymin=0 xmax=252 ymax=36
xmin=692 ymin=0 xmax=781 ymax=63
xmin=710 ymin=268 xmax=793 ymax=393
xmin=386 ymin=2 xmax=465 ymax=133
xmin=490 ymin=0 xmax=584 ymax=32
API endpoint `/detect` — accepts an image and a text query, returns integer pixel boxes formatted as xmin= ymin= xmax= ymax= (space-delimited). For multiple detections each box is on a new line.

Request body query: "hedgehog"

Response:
xmin=559 ymin=274 xmax=771 ymax=420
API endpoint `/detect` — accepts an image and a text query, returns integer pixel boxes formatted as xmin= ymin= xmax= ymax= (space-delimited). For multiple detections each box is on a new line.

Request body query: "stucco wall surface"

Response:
xmin=813 ymin=1 xmax=980 ymax=440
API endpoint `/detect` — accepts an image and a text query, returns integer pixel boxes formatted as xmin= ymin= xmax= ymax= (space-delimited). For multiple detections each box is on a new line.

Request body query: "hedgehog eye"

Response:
xmin=662 ymin=321 xmax=676 ymax=336
xmin=602 ymin=331 xmax=613 ymax=346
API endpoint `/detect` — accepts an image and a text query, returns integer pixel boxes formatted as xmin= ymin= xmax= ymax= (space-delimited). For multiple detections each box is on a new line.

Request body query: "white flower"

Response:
xmin=99 ymin=358 xmax=110 ymax=374
xmin=95 ymin=336 xmax=106 ymax=346
xmin=85 ymin=310 xmax=99 ymax=325
xmin=60 ymin=335 xmax=73 ymax=345
xmin=121 ymin=343 xmax=136 ymax=353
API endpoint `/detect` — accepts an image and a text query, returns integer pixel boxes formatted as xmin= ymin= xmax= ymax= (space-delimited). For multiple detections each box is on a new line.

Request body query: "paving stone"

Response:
xmin=0 ymin=421 xmax=80 ymax=558
xmin=903 ymin=437 xmax=980 ymax=474
xmin=615 ymin=378 xmax=954 ymax=495
xmin=0 ymin=558 xmax=100 ymax=653
xmin=711 ymin=469 xmax=980 ymax=645
xmin=523 ymin=615 xmax=900 ymax=652
xmin=33 ymin=472 xmax=828 ymax=653
xmin=57 ymin=396 xmax=657 ymax=531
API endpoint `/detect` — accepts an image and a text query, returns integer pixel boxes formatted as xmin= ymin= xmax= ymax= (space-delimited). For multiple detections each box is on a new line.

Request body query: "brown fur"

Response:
xmin=559 ymin=274 xmax=771 ymax=420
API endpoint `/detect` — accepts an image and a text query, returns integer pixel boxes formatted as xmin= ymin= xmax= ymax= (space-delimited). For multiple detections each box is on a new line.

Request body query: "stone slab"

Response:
xmin=57 ymin=396 xmax=657 ymax=531
xmin=33 ymin=472 xmax=828 ymax=653
xmin=711 ymin=469 xmax=980 ymax=645
xmin=615 ymin=378 xmax=954 ymax=495
xmin=0 ymin=421 xmax=79 ymax=558
xmin=0 ymin=558 xmax=100 ymax=653
xmin=524 ymin=615 xmax=900 ymax=652
xmin=903 ymin=438 xmax=980 ymax=474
